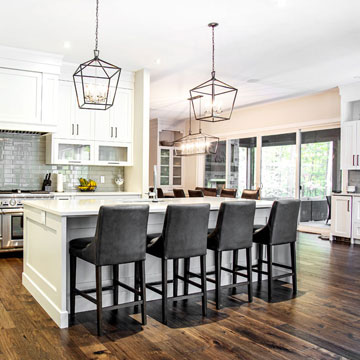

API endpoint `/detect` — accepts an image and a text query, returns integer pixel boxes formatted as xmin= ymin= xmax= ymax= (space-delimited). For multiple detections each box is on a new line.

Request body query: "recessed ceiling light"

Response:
xmin=276 ymin=0 xmax=287 ymax=7
xmin=354 ymin=76 xmax=360 ymax=79
xmin=155 ymin=58 xmax=161 ymax=65
xmin=247 ymin=79 xmax=260 ymax=83
xmin=63 ymin=41 xmax=71 ymax=49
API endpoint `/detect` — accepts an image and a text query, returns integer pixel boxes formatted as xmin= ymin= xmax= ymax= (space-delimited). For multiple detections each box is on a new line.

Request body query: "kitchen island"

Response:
xmin=22 ymin=197 xmax=288 ymax=328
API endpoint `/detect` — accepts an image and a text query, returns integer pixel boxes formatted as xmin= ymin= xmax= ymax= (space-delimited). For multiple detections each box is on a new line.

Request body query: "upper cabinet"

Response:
xmin=341 ymin=121 xmax=359 ymax=170
xmin=0 ymin=46 xmax=62 ymax=132
xmin=47 ymin=78 xmax=134 ymax=166
xmin=55 ymin=81 xmax=93 ymax=140
xmin=94 ymin=88 xmax=133 ymax=143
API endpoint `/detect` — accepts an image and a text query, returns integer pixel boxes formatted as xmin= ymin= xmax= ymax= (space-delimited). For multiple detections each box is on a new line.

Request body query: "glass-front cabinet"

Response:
xmin=48 ymin=139 xmax=95 ymax=165
xmin=158 ymin=146 xmax=182 ymax=188
xmin=95 ymin=142 xmax=132 ymax=166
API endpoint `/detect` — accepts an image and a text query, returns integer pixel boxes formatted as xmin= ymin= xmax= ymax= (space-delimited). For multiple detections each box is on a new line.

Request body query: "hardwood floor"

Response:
xmin=0 ymin=233 xmax=360 ymax=359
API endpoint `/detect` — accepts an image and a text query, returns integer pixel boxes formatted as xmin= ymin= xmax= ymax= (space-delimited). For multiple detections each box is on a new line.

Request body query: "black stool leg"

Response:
xmin=96 ymin=266 xmax=103 ymax=336
xmin=246 ymin=247 xmax=253 ymax=303
xmin=113 ymin=264 xmax=118 ymax=306
xmin=267 ymin=245 xmax=272 ymax=302
xmin=162 ymin=259 xmax=168 ymax=324
xmin=290 ymin=242 xmax=297 ymax=296
xmin=70 ymin=255 xmax=76 ymax=320
xmin=139 ymin=259 xmax=147 ymax=325
xmin=184 ymin=258 xmax=190 ymax=296
xmin=134 ymin=261 xmax=140 ymax=303
xmin=232 ymin=250 xmax=238 ymax=295
xmin=200 ymin=255 xmax=207 ymax=317
xmin=215 ymin=251 xmax=222 ymax=310
xmin=258 ymin=244 xmax=263 ymax=285
xmin=173 ymin=259 xmax=179 ymax=300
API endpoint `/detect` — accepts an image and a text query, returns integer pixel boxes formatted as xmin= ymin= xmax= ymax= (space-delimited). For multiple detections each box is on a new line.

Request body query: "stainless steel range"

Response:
xmin=0 ymin=190 xmax=54 ymax=251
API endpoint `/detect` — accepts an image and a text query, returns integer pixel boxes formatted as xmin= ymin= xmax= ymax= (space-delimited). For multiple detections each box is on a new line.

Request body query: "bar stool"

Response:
xmin=173 ymin=188 xmax=186 ymax=198
xmin=69 ymin=204 xmax=149 ymax=336
xmin=146 ymin=204 xmax=210 ymax=324
xmin=206 ymin=202 xmax=256 ymax=309
xmin=252 ymin=199 xmax=300 ymax=302
xmin=188 ymin=189 xmax=204 ymax=197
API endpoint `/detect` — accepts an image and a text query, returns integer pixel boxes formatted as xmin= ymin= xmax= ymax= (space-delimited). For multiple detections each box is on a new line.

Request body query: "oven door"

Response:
xmin=1 ymin=209 xmax=24 ymax=248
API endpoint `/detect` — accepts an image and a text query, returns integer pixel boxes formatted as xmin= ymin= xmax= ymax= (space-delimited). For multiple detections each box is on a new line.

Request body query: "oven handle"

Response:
xmin=1 ymin=209 xmax=24 ymax=214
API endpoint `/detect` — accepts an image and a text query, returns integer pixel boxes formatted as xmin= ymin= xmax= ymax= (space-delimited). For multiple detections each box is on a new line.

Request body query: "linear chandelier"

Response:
xmin=174 ymin=96 xmax=219 ymax=156
xmin=190 ymin=23 xmax=238 ymax=122
xmin=73 ymin=0 xmax=121 ymax=110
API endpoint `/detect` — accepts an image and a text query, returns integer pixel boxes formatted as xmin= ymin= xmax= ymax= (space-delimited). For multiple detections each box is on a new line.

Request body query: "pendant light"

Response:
xmin=73 ymin=0 xmax=121 ymax=110
xmin=174 ymin=96 xmax=219 ymax=156
xmin=190 ymin=23 xmax=238 ymax=122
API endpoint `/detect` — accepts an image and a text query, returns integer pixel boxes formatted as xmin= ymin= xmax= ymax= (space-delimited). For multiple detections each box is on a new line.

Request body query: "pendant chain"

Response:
xmin=212 ymin=25 xmax=215 ymax=74
xmin=95 ymin=0 xmax=99 ymax=51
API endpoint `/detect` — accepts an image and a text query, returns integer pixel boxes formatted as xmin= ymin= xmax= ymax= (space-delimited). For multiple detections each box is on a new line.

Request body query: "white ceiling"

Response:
xmin=1 ymin=0 xmax=360 ymax=122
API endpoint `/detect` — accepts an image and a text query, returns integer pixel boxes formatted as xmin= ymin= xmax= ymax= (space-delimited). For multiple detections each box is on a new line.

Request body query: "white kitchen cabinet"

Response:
xmin=352 ymin=197 xmax=360 ymax=239
xmin=55 ymin=81 xmax=93 ymax=140
xmin=46 ymin=138 xmax=95 ymax=165
xmin=341 ymin=120 xmax=360 ymax=170
xmin=158 ymin=147 xmax=183 ymax=189
xmin=0 ymin=67 xmax=58 ymax=131
xmin=94 ymin=142 xmax=132 ymax=166
xmin=94 ymin=88 xmax=133 ymax=143
xmin=331 ymin=195 xmax=352 ymax=238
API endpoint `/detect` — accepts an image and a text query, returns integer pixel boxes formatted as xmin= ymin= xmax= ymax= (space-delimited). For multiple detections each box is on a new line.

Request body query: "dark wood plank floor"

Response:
xmin=0 ymin=233 xmax=359 ymax=359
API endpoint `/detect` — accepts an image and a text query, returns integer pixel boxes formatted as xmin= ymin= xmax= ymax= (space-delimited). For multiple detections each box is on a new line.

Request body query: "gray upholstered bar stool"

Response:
xmin=252 ymin=199 xmax=300 ymax=302
xmin=69 ymin=204 xmax=149 ymax=336
xmin=146 ymin=204 xmax=210 ymax=324
xmin=205 ymin=201 xmax=256 ymax=309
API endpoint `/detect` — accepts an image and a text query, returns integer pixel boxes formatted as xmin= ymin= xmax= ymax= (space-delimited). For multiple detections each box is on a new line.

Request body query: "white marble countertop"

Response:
xmin=51 ymin=191 xmax=141 ymax=197
xmin=23 ymin=197 xmax=273 ymax=217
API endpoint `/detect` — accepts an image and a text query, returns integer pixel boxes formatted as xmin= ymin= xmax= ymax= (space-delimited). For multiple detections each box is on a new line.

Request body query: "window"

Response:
xmin=261 ymin=133 xmax=296 ymax=199
xmin=227 ymin=137 xmax=256 ymax=195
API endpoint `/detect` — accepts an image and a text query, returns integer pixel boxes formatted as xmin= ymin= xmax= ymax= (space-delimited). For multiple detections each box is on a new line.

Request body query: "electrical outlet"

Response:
xmin=100 ymin=176 xmax=105 ymax=184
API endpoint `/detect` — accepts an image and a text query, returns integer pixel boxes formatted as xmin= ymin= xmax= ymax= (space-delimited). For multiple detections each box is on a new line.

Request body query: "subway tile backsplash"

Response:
xmin=0 ymin=133 xmax=124 ymax=191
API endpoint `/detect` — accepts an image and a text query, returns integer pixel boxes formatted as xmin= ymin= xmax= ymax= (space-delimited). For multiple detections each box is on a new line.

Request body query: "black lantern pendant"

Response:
xmin=73 ymin=0 xmax=121 ymax=110
xmin=190 ymin=23 xmax=238 ymax=122
xmin=174 ymin=96 xmax=219 ymax=156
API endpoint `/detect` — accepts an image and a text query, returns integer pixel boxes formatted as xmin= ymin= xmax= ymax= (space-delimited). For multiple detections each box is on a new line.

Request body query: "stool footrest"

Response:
xmin=75 ymin=289 xmax=97 ymax=304
xmin=103 ymin=300 xmax=143 ymax=312
xmin=176 ymin=275 xmax=202 ymax=289
xmin=146 ymin=284 xmax=163 ymax=295
xmin=115 ymin=280 xmax=141 ymax=296
xmin=221 ymin=266 xmax=249 ymax=279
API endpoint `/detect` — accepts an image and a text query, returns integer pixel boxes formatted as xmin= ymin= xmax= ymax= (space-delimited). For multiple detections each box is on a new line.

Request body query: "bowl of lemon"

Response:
xmin=78 ymin=178 xmax=97 ymax=192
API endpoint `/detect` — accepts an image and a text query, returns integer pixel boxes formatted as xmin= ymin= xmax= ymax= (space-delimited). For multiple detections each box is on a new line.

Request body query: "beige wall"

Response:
xmin=185 ymin=88 xmax=341 ymax=190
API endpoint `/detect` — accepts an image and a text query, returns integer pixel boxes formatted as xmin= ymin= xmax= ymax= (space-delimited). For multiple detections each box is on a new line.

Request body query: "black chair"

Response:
xmin=196 ymin=187 xmax=217 ymax=197
xmin=207 ymin=201 xmax=256 ymax=309
xmin=326 ymin=195 xmax=331 ymax=224
xmin=252 ymin=199 xmax=300 ymax=302
xmin=173 ymin=188 xmax=186 ymax=198
xmin=149 ymin=187 xmax=164 ymax=198
xmin=188 ymin=189 xmax=204 ymax=197
xmin=220 ymin=188 xmax=237 ymax=198
xmin=69 ymin=205 xmax=149 ymax=336
xmin=241 ymin=188 xmax=260 ymax=200
xmin=146 ymin=204 xmax=210 ymax=324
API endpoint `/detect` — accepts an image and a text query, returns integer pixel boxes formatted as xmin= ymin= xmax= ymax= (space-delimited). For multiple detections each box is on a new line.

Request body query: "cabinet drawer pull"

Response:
xmin=77 ymin=124 xmax=79 ymax=136
xmin=115 ymin=127 xmax=117 ymax=138
xmin=72 ymin=124 xmax=74 ymax=136
xmin=68 ymin=160 xmax=81 ymax=163
xmin=348 ymin=200 xmax=350 ymax=212
xmin=111 ymin=127 xmax=113 ymax=138
xmin=108 ymin=161 xmax=120 ymax=164
xmin=357 ymin=155 xmax=359 ymax=166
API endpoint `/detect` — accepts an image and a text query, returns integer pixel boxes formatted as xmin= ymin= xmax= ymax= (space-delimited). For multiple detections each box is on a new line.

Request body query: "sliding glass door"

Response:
xmin=300 ymin=128 xmax=341 ymax=199
xmin=261 ymin=133 xmax=296 ymax=199
xmin=227 ymin=137 xmax=256 ymax=195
